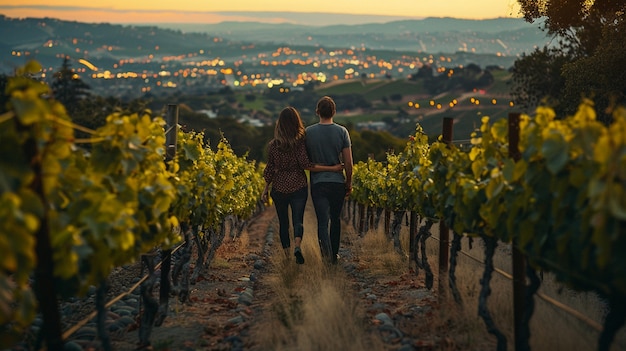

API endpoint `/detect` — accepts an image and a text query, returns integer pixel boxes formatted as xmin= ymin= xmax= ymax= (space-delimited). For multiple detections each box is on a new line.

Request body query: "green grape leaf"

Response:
xmin=541 ymin=133 xmax=569 ymax=174
xmin=608 ymin=183 xmax=626 ymax=220
xmin=501 ymin=158 xmax=515 ymax=183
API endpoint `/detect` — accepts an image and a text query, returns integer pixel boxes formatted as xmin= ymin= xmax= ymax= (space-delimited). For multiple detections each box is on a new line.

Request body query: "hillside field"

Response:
xmin=314 ymin=70 xmax=516 ymax=142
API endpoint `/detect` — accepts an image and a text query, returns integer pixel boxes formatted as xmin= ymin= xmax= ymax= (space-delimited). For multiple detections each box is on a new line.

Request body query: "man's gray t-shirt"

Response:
xmin=305 ymin=123 xmax=351 ymax=185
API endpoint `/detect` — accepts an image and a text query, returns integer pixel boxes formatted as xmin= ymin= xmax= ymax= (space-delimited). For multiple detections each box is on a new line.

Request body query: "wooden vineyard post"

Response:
xmin=358 ymin=203 xmax=366 ymax=235
xmin=508 ymin=112 xmax=527 ymax=349
xmin=409 ymin=211 xmax=418 ymax=269
xmin=438 ymin=117 xmax=453 ymax=301
xmin=158 ymin=104 xmax=178 ymax=326
xmin=23 ymin=123 xmax=64 ymax=350
xmin=351 ymin=200 xmax=357 ymax=230
xmin=384 ymin=209 xmax=391 ymax=237
xmin=360 ymin=153 xmax=375 ymax=236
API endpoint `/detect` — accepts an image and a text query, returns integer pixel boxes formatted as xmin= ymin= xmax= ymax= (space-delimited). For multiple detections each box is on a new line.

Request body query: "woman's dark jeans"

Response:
xmin=271 ymin=186 xmax=308 ymax=249
xmin=311 ymin=182 xmax=346 ymax=263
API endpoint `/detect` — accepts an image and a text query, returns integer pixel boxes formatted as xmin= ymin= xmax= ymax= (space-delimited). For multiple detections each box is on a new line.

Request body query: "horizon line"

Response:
xmin=0 ymin=7 xmax=522 ymax=26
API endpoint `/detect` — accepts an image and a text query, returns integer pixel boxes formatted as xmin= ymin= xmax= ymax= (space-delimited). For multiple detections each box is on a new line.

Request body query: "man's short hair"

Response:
xmin=316 ymin=96 xmax=336 ymax=118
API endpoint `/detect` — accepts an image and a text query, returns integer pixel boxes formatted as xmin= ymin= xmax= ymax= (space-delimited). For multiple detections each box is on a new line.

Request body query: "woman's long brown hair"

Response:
xmin=272 ymin=106 xmax=305 ymax=151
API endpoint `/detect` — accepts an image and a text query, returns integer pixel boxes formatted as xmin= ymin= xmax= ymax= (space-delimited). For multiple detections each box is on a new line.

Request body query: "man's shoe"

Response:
xmin=294 ymin=247 xmax=305 ymax=264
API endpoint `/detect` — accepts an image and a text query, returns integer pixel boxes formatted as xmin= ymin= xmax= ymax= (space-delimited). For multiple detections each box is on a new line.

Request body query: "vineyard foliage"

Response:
xmin=0 ymin=61 xmax=264 ymax=344
xmin=352 ymin=99 xmax=626 ymax=299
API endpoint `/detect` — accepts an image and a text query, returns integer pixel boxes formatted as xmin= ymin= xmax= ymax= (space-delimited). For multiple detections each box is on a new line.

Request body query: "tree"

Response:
xmin=390 ymin=93 xmax=403 ymax=102
xmin=477 ymin=70 xmax=494 ymax=88
xmin=513 ymin=0 xmax=625 ymax=121
xmin=464 ymin=63 xmax=482 ymax=75
xmin=561 ymin=20 xmax=626 ymax=117
xmin=0 ymin=74 xmax=9 ymax=113
xmin=50 ymin=57 xmax=91 ymax=118
xmin=511 ymin=47 xmax=571 ymax=114
xmin=517 ymin=0 xmax=624 ymax=55
xmin=410 ymin=64 xmax=433 ymax=81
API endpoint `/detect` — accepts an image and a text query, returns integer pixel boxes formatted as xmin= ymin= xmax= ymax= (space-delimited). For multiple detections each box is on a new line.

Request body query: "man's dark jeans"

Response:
xmin=311 ymin=182 xmax=346 ymax=263
xmin=271 ymin=186 xmax=308 ymax=249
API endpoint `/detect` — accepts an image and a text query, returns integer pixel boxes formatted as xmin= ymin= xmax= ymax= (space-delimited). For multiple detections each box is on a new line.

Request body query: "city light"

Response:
xmin=78 ymin=58 xmax=98 ymax=71
xmin=22 ymin=30 xmax=514 ymax=103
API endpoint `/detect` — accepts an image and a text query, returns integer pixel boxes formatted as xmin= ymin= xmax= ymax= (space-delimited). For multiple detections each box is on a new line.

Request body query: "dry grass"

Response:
xmin=255 ymin=259 xmax=383 ymax=351
xmin=352 ymin=219 xmax=626 ymax=350
xmin=352 ymin=225 xmax=406 ymax=276
xmin=254 ymin=209 xmax=626 ymax=351
xmin=421 ymin=221 xmax=626 ymax=351
xmin=254 ymin=207 xmax=384 ymax=351
xmin=211 ymin=220 xmax=253 ymax=267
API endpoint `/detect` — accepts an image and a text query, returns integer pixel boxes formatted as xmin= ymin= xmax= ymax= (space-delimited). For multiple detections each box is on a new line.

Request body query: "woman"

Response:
xmin=262 ymin=107 xmax=343 ymax=264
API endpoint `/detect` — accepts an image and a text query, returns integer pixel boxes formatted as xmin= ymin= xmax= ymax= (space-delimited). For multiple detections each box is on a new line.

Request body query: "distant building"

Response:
xmin=356 ymin=121 xmax=387 ymax=131
xmin=198 ymin=109 xmax=218 ymax=118
xmin=238 ymin=114 xmax=266 ymax=127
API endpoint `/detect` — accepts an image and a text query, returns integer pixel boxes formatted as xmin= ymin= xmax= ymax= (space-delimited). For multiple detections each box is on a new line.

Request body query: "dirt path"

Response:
xmin=108 ymin=207 xmax=276 ymax=350
xmin=106 ymin=203 xmax=445 ymax=351
xmin=102 ymin=198 xmax=626 ymax=351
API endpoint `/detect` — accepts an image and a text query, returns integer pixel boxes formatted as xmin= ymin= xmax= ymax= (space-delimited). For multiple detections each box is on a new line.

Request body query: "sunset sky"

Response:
xmin=0 ymin=0 xmax=523 ymax=25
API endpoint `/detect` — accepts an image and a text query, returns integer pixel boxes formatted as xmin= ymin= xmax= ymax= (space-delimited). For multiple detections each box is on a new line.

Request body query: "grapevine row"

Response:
xmin=351 ymin=100 xmax=626 ymax=350
xmin=0 ymin=61 xmax=265 ymax=349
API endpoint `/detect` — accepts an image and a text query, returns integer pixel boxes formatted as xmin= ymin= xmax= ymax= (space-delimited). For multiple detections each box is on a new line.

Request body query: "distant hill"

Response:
xmin=0 ymin=15 xmax=243 ymax=72
xmin=155 ymin=17 xmax=551 ymax=55
xmin=182 ymin=11 xmax=422 ymax=26
xmin=0 ymin=15 xmax=550 ymax=62
xmin=0 ymin=15 xmax=549 ymax=99
xmin=169 ymin=17 xmax=538 ymax=35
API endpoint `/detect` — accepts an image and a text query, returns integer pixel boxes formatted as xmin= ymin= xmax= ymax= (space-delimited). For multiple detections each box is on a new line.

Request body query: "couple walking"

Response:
xmin=261 ymin=96 xmax=353 ymax=265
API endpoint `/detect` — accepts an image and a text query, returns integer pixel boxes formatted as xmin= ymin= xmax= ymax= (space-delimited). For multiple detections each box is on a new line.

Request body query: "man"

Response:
xmin=305 ymin=96 xmax=353 ymax=264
